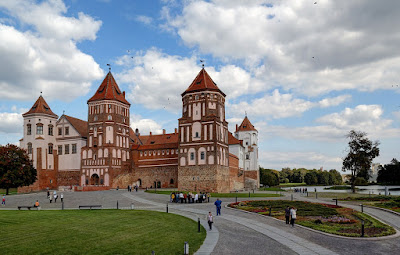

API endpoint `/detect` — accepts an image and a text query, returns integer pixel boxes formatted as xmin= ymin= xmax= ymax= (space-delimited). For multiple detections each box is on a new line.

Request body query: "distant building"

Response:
xmin=369 ymin=163 xmax=381 ymax=182
xmin=19 ymin=68 xmax=259 ymax=193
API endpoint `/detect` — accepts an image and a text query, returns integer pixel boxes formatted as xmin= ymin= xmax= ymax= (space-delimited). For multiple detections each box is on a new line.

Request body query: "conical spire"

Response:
xmin=23 ymin=95 xmax=58 ymax=117
xmin=237 ymin=116 xmax=257 ymax=132
xmin=182 ymin=68 xmax=225 ymax=96
xmin=88 ymin=71 xmax=130 ymax=105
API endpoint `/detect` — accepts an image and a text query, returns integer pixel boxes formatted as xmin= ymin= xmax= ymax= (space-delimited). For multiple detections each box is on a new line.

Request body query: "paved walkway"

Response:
xmin=2 ymin=190 xmax=400 ymax=254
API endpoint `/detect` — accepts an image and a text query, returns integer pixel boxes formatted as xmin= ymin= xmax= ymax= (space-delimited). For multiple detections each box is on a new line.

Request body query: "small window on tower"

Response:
xmin=65 ymin=127 xmax=69 ymax=135
xmin=27 ymin=143 xmax=32 ymax=154
xmin=246 ymin=154 xmax=250 ymax=160
xmin=195 ymin=132 xmax=199 ymax=138
xmin=27 ymin=124 xmax=32 ymax=135
xmin=195 ymin=95 xmax=199 ymax=100
xmin=108 ymin=115 xmax=112 ymax=120
xmin=190 ymin=152 xmax=194 ymax=161
xmin=94 ymin=115 xmax=98 ymax=121
xmin=201 ymin=151 xmax=205 ymax=160
xmin=58 ymin=145 xmax=63 ymax=155
xmin=58 ymin=127 xmax=62 ymax=136
xmin=48 ymin=144 xmax=53 ymax=154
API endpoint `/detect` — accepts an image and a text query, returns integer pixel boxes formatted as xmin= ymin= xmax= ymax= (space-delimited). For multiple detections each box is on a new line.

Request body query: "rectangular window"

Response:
xmin=58 ymin=127 xmax=62 ymax=136
xmin=28 ymin=143 xmax=32 ymax=154
xmin=246 ymin=154 xmax=250 ymax=160
xmin=27 ymin=124 xmax=31 ymax=135
xmin=201 ymin=152 xmax=205 ymax=160
xmin=190 ymin=152 xmax=194 ymax=161
xmin=65 ymin=144 xmax=69 ymax=154
xmin=72 ymin=144 xmax=77 ymax=154
xmin=36 ymin=125 xmax=43 ymax=135
xmin=48 ymin=126 xmax=53 ymax=136
xmin=48 ymin=144 xmax=53 ymax=154
xmin=65 ymin=127 xmax=69 ymax=135
xmin=58 ymin=145 xmax=62 ymax=155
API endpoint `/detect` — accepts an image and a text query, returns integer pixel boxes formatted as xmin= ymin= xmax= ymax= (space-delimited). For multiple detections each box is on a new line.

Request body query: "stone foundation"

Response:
xmin=178 ymin=165 xmax=230 ymax=193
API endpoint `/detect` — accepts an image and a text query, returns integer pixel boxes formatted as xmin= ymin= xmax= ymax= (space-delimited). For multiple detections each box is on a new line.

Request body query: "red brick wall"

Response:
xmin=132 ymin=165 xmax=178 ymax=189
xmin=178 ymin=165 xmax=230 ymax=193
xmin=57 ymin=171 xmax=80 ymax=186
xmin=229 ymin=154 xmax=245 ymax=191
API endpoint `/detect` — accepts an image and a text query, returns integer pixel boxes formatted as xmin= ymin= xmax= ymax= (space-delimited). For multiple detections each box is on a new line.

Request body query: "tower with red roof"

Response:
xmin=177 ymin=68 xmax=231 ymax=192
xmin=80 ymin=71 xmax=131 ymax=189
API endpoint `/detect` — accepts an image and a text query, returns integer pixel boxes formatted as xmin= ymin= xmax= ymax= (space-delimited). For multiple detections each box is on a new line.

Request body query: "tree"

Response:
xmin=342 ymin=130 xmax=379 ymax=193
xmin=304 ymin=171 xmax=318 ymax=185
xmin=328 ymin=169 xmax=342 ymax=185
xmin=0 ymin=144 xmax=37 ymax=195
xmin=260 ymin=168 xmax=279 ymax=187
xmin=377 ymin=159 xmax=400 ymax=184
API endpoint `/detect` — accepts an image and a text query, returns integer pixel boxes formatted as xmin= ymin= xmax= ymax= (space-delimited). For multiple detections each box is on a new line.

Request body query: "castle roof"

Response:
xmin=64 ymin=115 xmax=88 ymax=138
xmin=237 ymin=116 xmax=257 ymax=132
xmin=23 ymin=95 xmax=58 ymax=118
xmin=182 ymin=68 xmax=225 ymax=97
xmin=228 ymin=131 xmax=242 ymax=146
xmin=140 ymin=132 xmax=179 ymax=145
xmin=88 ymin=71 xmax=130 ymax=105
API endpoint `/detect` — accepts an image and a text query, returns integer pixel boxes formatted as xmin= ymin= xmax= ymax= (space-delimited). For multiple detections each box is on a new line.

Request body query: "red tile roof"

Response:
xmin=237 ymin=116 xmax=257 ymax=132
xmin=23 ymin=96 xmax=58 ymax=117
xmin=88 ymin=71 xmax=130 ymax=105
xmin=64 ymin=115 xmax=88 ymax=138
xmin=182 ymin=68 xmax=225 ymax=96
xmin=140 ymin=133 xmax=179 ymax=145
xmin=228 ymin=131 xmax=242 ymax=145
xmin=129 ymin=128 xmax=143 ymax=145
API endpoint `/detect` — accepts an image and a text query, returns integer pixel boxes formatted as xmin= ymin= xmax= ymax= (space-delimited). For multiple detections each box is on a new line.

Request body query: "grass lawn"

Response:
xmin=0 ymin=188 xmax=18 ymax=195
xmin=145 ymin=190 xmax=281 ymax=198
xmin=341 ymin=196 xmax=400 ymax=213
xmin=278 ymin=183 xmax=307 ymax=188
xmin=0 ymin=210 xmax=206 ymax=255
xmin=229 ymin=200 xmax=395 ymax=237
xmin=259 ymin=187 xmax=286 ymax=192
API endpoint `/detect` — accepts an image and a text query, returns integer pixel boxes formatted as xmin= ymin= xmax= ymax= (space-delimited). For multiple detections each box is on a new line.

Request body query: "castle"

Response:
xmin=19 ymin=68 xmax=259 ymax=193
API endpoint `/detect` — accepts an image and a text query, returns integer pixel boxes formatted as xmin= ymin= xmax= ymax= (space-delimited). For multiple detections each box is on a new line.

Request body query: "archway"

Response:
xmin=90 ymin=174 xmax=100 ymax=185
xmin=138 ymin=179 xmax=142 ymax=187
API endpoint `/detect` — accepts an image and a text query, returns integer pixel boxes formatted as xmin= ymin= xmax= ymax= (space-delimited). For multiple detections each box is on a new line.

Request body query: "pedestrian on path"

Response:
xmin=290 ymin=207 xmax=297 ymax=227
xmin=207 ymin=212 xmax=214 ymax=230
xmin=285 ymin=206 xmax=290 ymax=224
xmin=2 ymin=194 xmax=5 ymax=206
xmin=60 ymin=193 xmax=64 ymax=203
xmin=54 ymin=193 xmax=58 ymax=203
xmin=214 ymin=198 xmax=222 ymax=216
xmin=49 ymin=195 xmax=53 ymax=203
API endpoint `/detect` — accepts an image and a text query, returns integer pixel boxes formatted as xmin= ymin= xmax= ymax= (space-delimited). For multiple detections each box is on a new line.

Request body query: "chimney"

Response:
xmin=175 ymin=128 xmax=177 ymax=134
xmin=163 ymin=129 xmax=166 ymax=135
xmin=135 ymin=128 xmax=139 ymax=136
xmin=123 ymin=91 xmax=125 ymax=97
xmin=236 ymin=124 xmax=238 ymax=132
xmin=150 ymin=132 xmax=152 ymax=136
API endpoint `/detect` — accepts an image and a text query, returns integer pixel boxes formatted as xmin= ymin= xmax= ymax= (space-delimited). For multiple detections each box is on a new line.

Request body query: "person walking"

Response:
xmin=290 ymin=207 xmax=297 ymax=227
xmin=1 ymin=194 xmax=5 ymax=206
xmin=60 ymin=193 xmax=64 ymax=203
xmin=214 ymin=198 xmax=222 ymax=216
xmin=49 ymin=195 xmax=52 ymax=203
xmin=54 ymin=193 xmax=58 ymax=203
xmin=207 ymin=212 xmax=214 ymax=230
xmin=285 ymin=206 xmax=290 ymax=224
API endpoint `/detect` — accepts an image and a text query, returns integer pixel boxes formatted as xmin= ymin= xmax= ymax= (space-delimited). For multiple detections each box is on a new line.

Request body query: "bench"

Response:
xmin=79 ymin=205 xmax=102 ymax=210
xmin=18 ymin=206 xmax=38 ymax=210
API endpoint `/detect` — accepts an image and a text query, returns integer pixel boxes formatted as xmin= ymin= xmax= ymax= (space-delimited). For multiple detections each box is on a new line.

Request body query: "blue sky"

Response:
xmin=1 ymin=0 xmax=399 ymax=171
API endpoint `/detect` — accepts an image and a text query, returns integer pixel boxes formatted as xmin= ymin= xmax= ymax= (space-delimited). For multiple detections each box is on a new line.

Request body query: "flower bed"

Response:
xmin=229 ymin=200 xmax=395 ymax=237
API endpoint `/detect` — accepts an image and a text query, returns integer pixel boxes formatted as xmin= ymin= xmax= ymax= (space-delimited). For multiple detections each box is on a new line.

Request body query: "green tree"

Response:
xmin=377 ymin=159 xmax=400 ymax=184
xmin=342 ymin=130 xmax=380 ymax=193
xmin=0 ymin=144 xmax=37 ymax=195
xmin=328 ymin=169 xmax=342 ymax=185
xmin=304 ymin=171 xmax=318 ymax=185
xmin=279 ymin=168 xmax=293 ymax=183
xmin=260 ymin=168 xmax=279 ymax=187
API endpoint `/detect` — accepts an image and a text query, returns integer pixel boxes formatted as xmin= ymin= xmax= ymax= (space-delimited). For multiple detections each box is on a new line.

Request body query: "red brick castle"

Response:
xmin=19 ymin=68 xmax=259 ymax=193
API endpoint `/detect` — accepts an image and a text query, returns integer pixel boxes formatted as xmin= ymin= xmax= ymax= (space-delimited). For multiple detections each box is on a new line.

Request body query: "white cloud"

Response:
xmin=163 ymin=0 xmax=400 ymax=96
xmin=318 ymin=95 xmax=351 ymax=108
xmin=0 ymin=112 xmax=23 ymax=134
xmin=136 ymin=15 xmax=153 ymax=25
xmin=0 ymin=0 xmax=104 ymax=102
xmin=130 ymin=114 xmax=163 ymax=135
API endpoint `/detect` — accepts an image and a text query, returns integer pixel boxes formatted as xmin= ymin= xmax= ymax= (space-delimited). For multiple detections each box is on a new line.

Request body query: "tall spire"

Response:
xmin=237 ymin=116 xmax=257 ymax=132
xmin=23 ymin=95 xmax=58 ymax=117
xmin=88 ymin=72 xmax=130 ymax=105
xmin=182 ymin=68 xmax=225 ymax=96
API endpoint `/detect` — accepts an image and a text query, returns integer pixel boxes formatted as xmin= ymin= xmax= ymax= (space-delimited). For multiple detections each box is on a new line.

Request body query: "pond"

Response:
xmin=283 ymin=185 xmax=400 ymax=195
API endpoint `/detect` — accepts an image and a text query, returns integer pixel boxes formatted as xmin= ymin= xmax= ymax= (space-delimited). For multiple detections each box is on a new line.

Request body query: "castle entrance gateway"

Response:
xmin=90 ymin=174 xmax=100 ymax=185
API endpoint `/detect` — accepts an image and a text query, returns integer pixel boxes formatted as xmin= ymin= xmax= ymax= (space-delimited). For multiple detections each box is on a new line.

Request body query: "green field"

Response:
xmin=278 ymin=183 xmax=307 ymax=188
xmin=145 ymin=190 xmax=281 ymax=198
xmin=0 ymin=210 xmax=206 ymax=255
xmin=229 ymin=200 xmax=395 ymax=237
xmin=259 ymin=187 xmax=286 ymax=192
xmin=340 ymin=196 xmax=400 ymax=213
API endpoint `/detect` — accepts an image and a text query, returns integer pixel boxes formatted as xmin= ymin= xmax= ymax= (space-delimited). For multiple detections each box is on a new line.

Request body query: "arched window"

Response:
xmin=48 ymin=143 xmax=53 ymax=154
xmin=27 ymin=143 xmax=32 ymax=154
xmin=36 ymin=123 xmax=43 ymax=135
xmin=27 ymin=124 xmax=32 ymax=135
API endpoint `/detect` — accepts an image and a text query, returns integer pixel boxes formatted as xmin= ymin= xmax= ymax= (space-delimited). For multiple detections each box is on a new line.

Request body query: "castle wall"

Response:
xmin=178 ymin=165 xmax=230 ymax=193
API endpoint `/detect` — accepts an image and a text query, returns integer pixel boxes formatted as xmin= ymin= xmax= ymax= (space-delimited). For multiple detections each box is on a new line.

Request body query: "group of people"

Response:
xmin=127 ymin=185 xmax=139 ymax=192
xmin=293 ymin=188 xmax=308 ymax=193
xmin=170 ymin=192 xmax=210 ymax=203
xmin=47 ymin=190 xmax=63 ymax=203
xmin=285 ymin=206 xmax=297 ymax=227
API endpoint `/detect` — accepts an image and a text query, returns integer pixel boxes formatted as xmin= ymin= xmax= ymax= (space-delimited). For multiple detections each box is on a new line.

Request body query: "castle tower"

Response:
xmin=20 ymin=95 xmax=58 ymax=191
xmin=177 ymin=68 xmax=230 ymax=193
xmin=80 ymin=71 xmax=131 ymax=189
xmin=235 ymin=116 xmax=259 ymax=188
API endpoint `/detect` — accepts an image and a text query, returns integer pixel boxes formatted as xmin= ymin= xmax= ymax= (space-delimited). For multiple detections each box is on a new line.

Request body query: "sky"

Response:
xmin=0 ymin=0 xmax=399 ymax=172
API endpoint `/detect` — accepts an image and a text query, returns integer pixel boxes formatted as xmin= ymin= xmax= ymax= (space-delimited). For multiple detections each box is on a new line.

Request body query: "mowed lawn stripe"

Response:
xmin=0 ymin=210 xmax=206 ymax=255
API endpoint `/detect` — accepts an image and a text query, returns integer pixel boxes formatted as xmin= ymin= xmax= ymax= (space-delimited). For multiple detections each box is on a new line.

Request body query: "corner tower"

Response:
xmin=80 ymin=71 xmax=131 ymax=189
xmin=178 ymin=68 xmax=230 ymax=192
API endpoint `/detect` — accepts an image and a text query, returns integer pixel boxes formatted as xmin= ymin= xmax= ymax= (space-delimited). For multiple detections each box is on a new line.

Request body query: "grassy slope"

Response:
xmin=0 ymin=210 xmax=206 ymax=255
